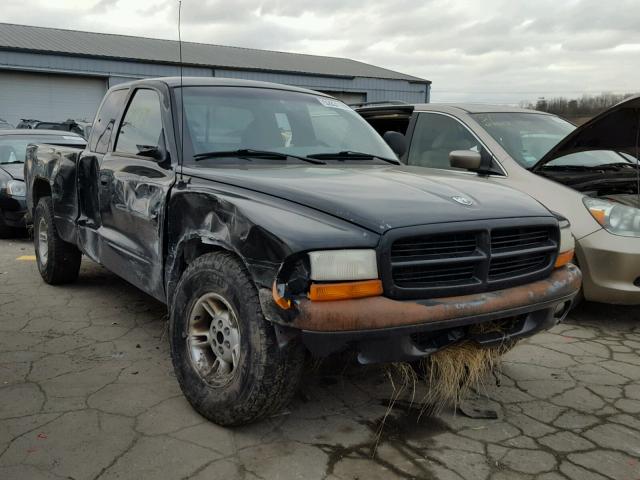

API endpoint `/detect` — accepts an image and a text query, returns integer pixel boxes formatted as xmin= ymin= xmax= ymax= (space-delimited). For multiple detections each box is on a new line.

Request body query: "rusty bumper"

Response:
xmin=291 ymin=264 xmax=581 ymax=363
xmin=295 ymin=264 xmax=581 ymax=332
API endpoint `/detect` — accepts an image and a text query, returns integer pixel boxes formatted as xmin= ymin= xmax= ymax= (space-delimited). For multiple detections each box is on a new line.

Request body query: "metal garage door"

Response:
xmin=0 ymin=71 xmax=106 ymax=128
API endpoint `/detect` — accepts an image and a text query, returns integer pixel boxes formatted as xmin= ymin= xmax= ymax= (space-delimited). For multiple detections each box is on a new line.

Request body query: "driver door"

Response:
xmin=98 ymin=87 xmax=176 ymax=301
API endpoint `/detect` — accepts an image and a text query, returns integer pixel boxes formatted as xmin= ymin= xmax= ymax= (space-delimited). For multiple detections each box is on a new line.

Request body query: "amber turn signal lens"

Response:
xmin=555 ymin=249 xmax=574 ymax=268
xmin=589 ymin=208 xmax=607 ymax=226
xmin=272 ymin=283 xmax=292 ymax=310
xmin=308 ymin=279 xmax=383 ymax=302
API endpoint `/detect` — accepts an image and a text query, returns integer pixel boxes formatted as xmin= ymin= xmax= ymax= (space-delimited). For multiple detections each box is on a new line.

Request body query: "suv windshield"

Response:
xmin=0 ymin=135 xmax=85 ymax=164
xmin=472 ymin=112 xmax=633 ymax=169
xmin=178 ymin=86 xmax=395 ymax=164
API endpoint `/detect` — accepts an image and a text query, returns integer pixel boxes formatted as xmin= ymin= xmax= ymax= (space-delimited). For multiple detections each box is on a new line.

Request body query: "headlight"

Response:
xmin=6 ymin=180 xmax=26 ymax=197
xmin=558 ymin=219 xmax=575 ymax=252
xmin=309 ymin=249 xmax=378 ymax=281
xmin=583 ymin=197 xmax=640 ymax=237
xmin=555 ymin=219 xmax=575 ymax=268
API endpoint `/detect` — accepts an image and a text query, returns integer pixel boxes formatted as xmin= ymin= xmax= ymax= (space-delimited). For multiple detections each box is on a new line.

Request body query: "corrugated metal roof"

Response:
xmin=0 ymin=23 xmax=428 ymax=83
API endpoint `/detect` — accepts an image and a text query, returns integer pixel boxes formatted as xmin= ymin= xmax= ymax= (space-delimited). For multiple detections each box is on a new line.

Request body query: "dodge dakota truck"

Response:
xmin=25 ymin=77 xmax=581 ymax=426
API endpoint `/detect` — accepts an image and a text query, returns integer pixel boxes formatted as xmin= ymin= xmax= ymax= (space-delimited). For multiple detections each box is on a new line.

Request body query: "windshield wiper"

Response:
xmin=1 ymin=161 xmax=24 ymax=165
xmin=306 ymin=151 xmax=400 ymax=165
xmin=593 ymin=162 xmax=639 ymax=170
xmin=193 ymin=149 xmax=325 ymax=165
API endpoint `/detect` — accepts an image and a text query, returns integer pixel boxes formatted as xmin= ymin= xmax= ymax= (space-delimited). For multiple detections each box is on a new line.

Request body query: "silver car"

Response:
xmin=358 ymin=97 xmax=640 ymax=304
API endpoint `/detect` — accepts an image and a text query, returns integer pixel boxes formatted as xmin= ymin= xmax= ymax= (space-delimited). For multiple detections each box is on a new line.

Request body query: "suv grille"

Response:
xmin=391 ymin=232 xmax=477 ymax=260
xmin=491 ymin=227 xmax=551 ymax=253
xmin=385 ymin=222 xmax=559 ymax=299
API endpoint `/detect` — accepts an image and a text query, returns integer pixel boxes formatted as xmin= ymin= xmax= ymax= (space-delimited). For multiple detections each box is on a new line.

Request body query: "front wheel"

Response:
xmin=33 ymin=197 xmax=82 ymax=284
xmin=169 ymin=252 xmax=305 ymax=426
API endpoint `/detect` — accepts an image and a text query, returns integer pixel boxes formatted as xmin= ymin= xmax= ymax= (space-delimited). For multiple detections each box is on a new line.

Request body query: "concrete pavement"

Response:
xmin=1 ymin=237 xmax=639 ymax=480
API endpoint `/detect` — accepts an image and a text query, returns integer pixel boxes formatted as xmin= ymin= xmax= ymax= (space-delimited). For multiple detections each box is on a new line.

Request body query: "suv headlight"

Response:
xmin=309 ymin=249 xmax=378 ymax=281
xmin=583 ymin=197 xmax=640 ymax=238
xmin=555 ymin=219 xmax=575 ymax=268
xmin=6 ymin=180 xmax=26 ymax=197
xmin=305 ymin=249 xmax=382 ymax=302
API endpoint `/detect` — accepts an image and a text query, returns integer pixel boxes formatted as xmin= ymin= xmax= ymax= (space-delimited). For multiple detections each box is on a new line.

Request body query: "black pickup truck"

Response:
xmin=25 ymin=77 xmax=581 ymax=425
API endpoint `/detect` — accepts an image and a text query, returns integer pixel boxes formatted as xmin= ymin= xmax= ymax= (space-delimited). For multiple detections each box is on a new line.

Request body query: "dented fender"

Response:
xmin=164 ymin=174 xmax=379 ymax=302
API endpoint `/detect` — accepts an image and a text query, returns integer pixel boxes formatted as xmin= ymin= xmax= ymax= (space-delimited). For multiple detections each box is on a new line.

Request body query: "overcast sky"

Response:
xmin=3 ymin=0 xmax=640 ymax=103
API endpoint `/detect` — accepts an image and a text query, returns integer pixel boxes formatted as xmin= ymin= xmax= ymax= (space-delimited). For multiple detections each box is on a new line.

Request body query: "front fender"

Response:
xmin=165 ymin=180 xmax=379 ymax=301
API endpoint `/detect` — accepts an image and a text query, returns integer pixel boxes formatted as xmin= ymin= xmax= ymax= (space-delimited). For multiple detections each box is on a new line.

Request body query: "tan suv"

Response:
xmin=358 ymin=96 xmax=640 ymax=304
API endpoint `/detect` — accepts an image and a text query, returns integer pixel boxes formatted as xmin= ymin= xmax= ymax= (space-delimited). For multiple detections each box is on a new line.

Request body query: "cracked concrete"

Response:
xmin=1 ymin=238 xmax=639 ymax=480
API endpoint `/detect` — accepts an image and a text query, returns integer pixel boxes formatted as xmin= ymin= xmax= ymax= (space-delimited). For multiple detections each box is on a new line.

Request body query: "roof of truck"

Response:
xmin=115 ymin=76 xmax=335 ymax=97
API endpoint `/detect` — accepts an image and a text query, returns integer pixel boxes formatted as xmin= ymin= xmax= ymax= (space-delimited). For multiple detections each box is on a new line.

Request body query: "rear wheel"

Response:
xmin=170 ymin=252 xmax=305 ymax=426
xmin=33 ymin=197 xmax=82 ymax=284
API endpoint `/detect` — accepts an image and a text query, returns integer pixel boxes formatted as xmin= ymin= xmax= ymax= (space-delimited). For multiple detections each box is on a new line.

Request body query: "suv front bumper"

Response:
xmin=293 ymin=264 xmax=581 ymax=363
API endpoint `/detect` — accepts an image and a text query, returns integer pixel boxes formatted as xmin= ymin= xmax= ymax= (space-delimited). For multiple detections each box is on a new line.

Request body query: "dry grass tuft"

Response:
xmin=383 ymin=321 xmax=515 ymax=417
xmin=375 ymin=363 xmax=418 ymax=453
xmin=419 ymin=341 xmax=506 ymax=413
xmin=376 ymin=321 xmax=519 ymax=453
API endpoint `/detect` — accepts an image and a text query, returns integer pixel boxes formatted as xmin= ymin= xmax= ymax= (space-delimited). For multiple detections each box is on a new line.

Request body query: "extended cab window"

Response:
xmin=115 ymin=89 xmax=163 ymax=156
xmin=408 ymin=113 xmax=481 ymax=170
xmin=89 ymin=89 xmax=128 ymax=154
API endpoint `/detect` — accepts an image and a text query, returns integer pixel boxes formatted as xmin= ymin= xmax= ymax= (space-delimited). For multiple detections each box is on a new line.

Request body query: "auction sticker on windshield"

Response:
xmin=316 ymin=97 xmax=351 ymax=110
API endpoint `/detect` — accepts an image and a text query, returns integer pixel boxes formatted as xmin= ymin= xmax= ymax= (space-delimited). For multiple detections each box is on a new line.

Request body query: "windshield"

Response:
xmin=472 ymin=112 xmax=634 ymax=169
xmin=178 ymin=86 xmax=395 ymax=164
xmin=0 ymin=135 xmax=85 ymax=164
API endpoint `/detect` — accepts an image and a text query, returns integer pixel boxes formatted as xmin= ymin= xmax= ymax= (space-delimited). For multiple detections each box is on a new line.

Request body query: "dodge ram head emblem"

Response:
xmin=452 ymin=196 xmax=474 ymax=206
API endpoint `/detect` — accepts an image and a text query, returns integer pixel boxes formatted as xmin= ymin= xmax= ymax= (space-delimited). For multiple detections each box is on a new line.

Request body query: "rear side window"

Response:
xmin=89 ymin=89 xmax=128 ymax=154
xmin=115 ymin=89 xmax=163 ymax=156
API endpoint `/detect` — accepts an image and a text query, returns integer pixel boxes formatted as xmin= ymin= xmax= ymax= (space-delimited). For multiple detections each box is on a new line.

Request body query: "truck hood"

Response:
xmin=186 ymin=164 xmax=551 ymax=233
xmin=0 ymin=163 xmax=24 ymax=181
xmin=533 ymin=95 xmax=640 ymax=170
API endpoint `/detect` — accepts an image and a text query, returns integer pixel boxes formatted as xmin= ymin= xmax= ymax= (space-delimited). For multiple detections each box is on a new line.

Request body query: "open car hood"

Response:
xmin=532 ymin=95 xmax=640 ymax=171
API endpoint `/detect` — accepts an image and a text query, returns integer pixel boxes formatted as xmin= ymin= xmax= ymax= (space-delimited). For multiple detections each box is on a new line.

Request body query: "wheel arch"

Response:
xmin=165 ymin=232 xmax=249 ymax=304
xmin=31 ymin=177 xmax=52 ymax=214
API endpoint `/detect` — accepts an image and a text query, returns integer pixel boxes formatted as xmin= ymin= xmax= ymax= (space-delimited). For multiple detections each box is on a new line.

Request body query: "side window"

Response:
xmin=408 ymin=113 xmax=481 ymax=170
xmin=115 ymin=89 xmax=163 ymax=156
xmin=89 ymin=89 xmax=128 ymax=154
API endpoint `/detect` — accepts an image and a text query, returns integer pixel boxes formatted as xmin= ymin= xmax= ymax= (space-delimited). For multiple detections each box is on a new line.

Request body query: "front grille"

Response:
xmin=489 ymin=253 xmax=550 ymax=279
xmin=391 ymin=232 xmax=477 ymax=260
xmin=385 ymin=221 xmax=559 ymax=299
xmin=491 ymin=227 xmax=551 ymax=253
xmin=394 ymin=262 xmax=478 ymax=288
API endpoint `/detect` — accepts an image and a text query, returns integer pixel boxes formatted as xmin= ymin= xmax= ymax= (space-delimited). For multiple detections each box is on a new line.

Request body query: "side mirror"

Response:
xmin=449 ymin=150 xmax=482 ymax=170
xmin=137 ymin=130 xmax=170 ymax=166
xmin=383 ymin=131 xmax=407 ymax=158
xmin=137 ymin=145 xmax=165 ymax=161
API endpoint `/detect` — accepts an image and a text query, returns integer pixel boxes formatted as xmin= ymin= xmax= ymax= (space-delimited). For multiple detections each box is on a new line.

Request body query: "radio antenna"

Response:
xmin=635 ymin=109 xmax=639 ymax=204
xmin=177 ymin=0 xmax=185 ymax=182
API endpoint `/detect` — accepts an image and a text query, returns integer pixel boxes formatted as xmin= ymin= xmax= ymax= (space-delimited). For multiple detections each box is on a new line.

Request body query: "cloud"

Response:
xmin=1 ymin=0 xmax=639 ymax=103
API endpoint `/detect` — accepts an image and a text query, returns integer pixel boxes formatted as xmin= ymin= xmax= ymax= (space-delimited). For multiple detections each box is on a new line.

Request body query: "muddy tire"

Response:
xmin=170 ymin=252 xmax=306 ymax=426
xmin=33 ymin=196 xmax=82 ymax=284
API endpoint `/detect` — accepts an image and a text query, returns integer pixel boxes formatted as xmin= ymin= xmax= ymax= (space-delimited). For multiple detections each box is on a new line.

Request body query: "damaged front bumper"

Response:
xmin=265 ymin=264 xmax=581 ymax=364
